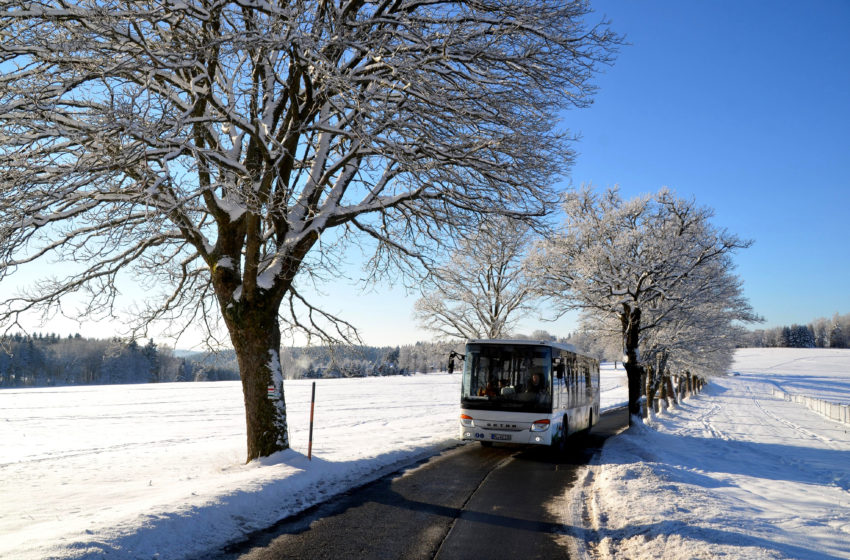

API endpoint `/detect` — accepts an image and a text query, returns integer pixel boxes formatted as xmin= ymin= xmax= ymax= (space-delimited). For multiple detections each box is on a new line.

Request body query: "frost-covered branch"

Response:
xmin=416 ymin=216 xmax=541 ymax=339
xmin=528 ymin=185 xmax=759 ymax=420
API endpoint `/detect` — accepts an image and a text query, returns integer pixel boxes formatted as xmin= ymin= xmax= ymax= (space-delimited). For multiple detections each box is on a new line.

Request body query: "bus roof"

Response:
xmin=466 ymin=338 xmax=577 ymax=353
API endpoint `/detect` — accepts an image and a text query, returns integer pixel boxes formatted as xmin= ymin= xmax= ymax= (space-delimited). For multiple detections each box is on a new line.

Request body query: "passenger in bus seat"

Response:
xmin=525 ymin=372 xmax=544 ymax=394
xmin=478 ymin=378 xmax=498 ymax=397
xmin=499 ymin=379 xmax=515 ymax=396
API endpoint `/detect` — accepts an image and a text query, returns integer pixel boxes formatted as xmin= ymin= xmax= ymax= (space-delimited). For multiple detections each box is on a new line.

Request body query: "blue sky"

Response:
xmin=294 ymin=0 xmax=850 ymax=347
xmin=560 ymin=0 xmax=850 ymax=335
xmin=9 ymin=1 xmax=849 ymax=348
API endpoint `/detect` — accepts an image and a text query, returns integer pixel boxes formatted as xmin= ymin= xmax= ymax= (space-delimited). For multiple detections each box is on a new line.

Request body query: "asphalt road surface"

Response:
xmin=217 ymin=407 xmax=628 ymax=560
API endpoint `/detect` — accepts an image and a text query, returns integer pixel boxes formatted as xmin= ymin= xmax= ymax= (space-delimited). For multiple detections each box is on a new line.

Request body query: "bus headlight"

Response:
xmin=460 ymin=414 xmax=474 ymax=428
xmin=530 ymin=419 xmax=550 ymax=432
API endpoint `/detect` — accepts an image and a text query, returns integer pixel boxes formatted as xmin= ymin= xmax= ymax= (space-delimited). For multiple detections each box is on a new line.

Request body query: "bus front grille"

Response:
xmin=482 ymin=422 xmax=524 ymax=432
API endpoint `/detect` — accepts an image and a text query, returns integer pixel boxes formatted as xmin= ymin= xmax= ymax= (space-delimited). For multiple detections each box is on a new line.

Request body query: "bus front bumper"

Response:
xmin=459 ymin=425 xmax=553 ymax=446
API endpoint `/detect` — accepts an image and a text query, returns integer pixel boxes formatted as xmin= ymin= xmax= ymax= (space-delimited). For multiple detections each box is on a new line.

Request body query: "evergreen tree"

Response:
xmin=143 ymin=339 xmax=161 ymax=382
xmin=780 ymin=327 xmax=792 ymax=347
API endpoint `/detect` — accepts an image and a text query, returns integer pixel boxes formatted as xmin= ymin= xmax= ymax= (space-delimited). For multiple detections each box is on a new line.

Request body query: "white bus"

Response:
xmin=455 ymin=339 xmax=600 ymax=451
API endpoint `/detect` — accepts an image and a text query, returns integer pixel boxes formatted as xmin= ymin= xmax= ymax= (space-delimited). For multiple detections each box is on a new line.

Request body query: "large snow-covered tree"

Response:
xmin=414 ymin=216 xmax=539 ymax=340
xmin=0 ymin=1 xmax=617 ymax=460
xmin=528 ymin=186 xmax=757 ymax=422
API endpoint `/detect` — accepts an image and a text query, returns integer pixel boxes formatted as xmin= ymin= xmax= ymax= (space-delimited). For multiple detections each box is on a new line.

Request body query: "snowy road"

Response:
xmin=221 ymin=408 xmax=629 ymax=560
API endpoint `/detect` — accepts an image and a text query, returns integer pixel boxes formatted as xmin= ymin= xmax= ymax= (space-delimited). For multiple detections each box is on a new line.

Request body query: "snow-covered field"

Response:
xmin=3 ymin=349 xmax=846 ymax=560
xmin=569 ymin=348 xmax=850 ymax=559
xmin=1 ymin=374 xmax=462 ymax=560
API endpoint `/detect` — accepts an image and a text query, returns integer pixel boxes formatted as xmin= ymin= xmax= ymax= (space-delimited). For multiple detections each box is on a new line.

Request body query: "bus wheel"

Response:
xmin=480 ymin=441 xmax=493 ymax=447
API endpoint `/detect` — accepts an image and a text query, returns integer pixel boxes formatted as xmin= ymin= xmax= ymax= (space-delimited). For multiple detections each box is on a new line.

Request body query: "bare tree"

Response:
xmin=414 ymin=217 xmax=539 ymax=340
xmin=528 ymin=186 xmax=757 ymax=423
xmin=0 ymin=1 xmax=617 ymax=460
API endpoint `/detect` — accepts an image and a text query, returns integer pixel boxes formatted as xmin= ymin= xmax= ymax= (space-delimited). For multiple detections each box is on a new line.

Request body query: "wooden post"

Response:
xmin=308 ymin=381 xmax=316 ymax=461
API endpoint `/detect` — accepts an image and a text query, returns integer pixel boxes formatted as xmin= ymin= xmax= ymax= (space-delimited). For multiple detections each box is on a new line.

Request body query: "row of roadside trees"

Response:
xmin=416 ymin=186 xmax=761 ymax=422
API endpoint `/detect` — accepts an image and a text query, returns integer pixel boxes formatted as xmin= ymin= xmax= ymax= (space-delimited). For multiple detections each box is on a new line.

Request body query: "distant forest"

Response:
xmin=193 ymin=339 xmax=463 ymax=382
xmin=0 ymin=333 xmax=462 ymax=388
xmin=0 ymin=333 xmax=239 ymax=388
xmin=3 ymin=312 xmax=846 ymax=388
xmin=738 ymin=312 xmax=849 ymax=349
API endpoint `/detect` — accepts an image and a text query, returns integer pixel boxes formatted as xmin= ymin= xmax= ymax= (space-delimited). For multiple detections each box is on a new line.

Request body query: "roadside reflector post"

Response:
xmin=308 ymin=381 xmax=316 ymax=461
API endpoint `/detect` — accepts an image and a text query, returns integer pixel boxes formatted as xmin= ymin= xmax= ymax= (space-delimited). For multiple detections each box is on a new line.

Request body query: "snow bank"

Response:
xmin=569 ymin=348 xmax=850 ymax=560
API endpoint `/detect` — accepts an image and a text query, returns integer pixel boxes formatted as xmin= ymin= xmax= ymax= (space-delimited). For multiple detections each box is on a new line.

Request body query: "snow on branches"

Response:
xmin=0 ymin=0 xmax=617 ymax=342
xmin=528 ymin=186 xmax=760 ymax=417
xmin=414 ymin=216 xmax=540 ymax=340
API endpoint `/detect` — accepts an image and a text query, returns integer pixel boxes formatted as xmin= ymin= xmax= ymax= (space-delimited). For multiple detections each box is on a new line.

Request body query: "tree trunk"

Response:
xmin=622 ymin=307 xmax=643 ymax=424
xmin=645 ymin=364 xmax=657 ymax=415
xmin=624 ymin=360 xmax=644 ymax=421
xmin=652 ymin=351 xmax=670 ymax=412
xmin=228 ymin=307 xmax=289 ymax=462
xmin=665 ymin=374 xmax=677 ymax=406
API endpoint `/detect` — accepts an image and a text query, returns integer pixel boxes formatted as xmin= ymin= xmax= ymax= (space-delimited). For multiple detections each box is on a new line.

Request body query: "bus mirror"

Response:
xmin=448 ymin=351 xmax=464 ymax=374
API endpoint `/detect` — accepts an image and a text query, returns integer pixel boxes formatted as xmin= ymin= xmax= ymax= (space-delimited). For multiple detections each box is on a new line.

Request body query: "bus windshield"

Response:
xmin=461 ymin=343 xmax=552 ymax=413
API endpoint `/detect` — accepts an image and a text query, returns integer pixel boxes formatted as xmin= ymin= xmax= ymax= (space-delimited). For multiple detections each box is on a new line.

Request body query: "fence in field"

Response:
xmin=772 ymin=387 xmax=850 ymax=425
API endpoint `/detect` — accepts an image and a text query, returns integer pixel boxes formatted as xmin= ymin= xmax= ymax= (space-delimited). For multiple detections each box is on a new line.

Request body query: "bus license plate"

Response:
xmin=491 ymin=434 xmax=511 ymax=441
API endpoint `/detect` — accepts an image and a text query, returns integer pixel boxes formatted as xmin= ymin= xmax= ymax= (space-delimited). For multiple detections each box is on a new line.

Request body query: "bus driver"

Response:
xmin=525 ymin=372 xmax=544 ymax=394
